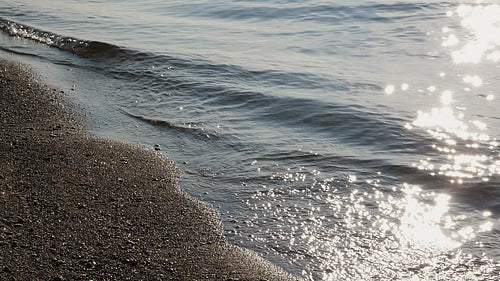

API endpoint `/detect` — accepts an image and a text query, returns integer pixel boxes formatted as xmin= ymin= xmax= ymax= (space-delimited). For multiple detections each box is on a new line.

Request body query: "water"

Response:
xmin=1 ymin=1 xmax=500 ymax=280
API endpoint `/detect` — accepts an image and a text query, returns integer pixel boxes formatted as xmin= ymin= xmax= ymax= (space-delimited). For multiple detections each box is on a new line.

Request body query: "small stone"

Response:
xmin=154 ymin=144 xmax=161 ymax=151
xmin=51 ymin=275 xmax=63 ymax=281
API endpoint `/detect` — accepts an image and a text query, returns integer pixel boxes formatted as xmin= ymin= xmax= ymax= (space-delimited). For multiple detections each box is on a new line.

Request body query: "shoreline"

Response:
xmin=0 ymin=59 xmax=300 ymax=280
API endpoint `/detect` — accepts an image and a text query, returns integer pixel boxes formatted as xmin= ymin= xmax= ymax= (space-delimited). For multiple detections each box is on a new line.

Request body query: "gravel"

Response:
xmin=0 ymin=59 xmax=301 ymax=281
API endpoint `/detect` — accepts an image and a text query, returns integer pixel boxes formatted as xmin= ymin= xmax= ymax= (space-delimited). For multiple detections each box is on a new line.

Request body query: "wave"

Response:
xmin=0 ymin=17 xmax=143 ymax=61
xmin=120 ymin=108 xmax=223 ymax=141
xmin=164 ymin=2 xmax=455 ymax=24
xmin=0 ymin=17 xmax=350 ymax=93
xmin=0 ymin=16 xmax=434 ymax=166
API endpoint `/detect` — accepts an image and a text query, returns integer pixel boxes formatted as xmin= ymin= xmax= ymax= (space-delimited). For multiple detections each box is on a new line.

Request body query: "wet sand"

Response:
xmin=0 ymin=59 xmax=301 ymax=281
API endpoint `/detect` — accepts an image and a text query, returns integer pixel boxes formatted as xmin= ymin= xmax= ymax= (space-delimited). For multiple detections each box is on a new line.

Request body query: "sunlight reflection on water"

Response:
xmin=243 ymin=168 xmax=497 ymax=280
xmin=406 ymin=3 xmax=500 ymax=184
xmin=449 ymin=4 xmax=500 ymax=64
xmin=233 ymin=2 xmax=500 ymax=280
xmin=409 ymin=103 xmax=500 ymax=182
xmin=396 ymin=186 xmax=458 ymax=249
xmin=256 ymin=3 xmax=500 ymax=279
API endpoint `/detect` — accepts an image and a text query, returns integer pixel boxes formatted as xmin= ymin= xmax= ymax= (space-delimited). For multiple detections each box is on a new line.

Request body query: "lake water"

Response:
xmin=1 ymin=1 xmax=500 ymax=280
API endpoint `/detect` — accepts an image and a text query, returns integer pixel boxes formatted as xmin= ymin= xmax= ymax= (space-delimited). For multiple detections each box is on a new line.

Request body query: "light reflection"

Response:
xmin=397 ymin=185 xmax=459 ymax=249
xmin=440 ymin=90 xmax=454 ymax=105
xmin=486 ymin=50 xmax=500 ymax=62
xmin=234 ymin=2 xmax=499 ymax=280
xmin=442 ymin=34 xmax=459 ymax=47
xmin=385 ymin=84 xmax=395 ymax=95
xmin=471 ymin=120 xmax=487 ymax=130
xmin=409 ymin=84 xmax=500 ymax=181
xmin=412 ymin=107 xmax=499 ymax=179
xmin=245 ymin=169 xmax=497 ymax=280
xmin=479 ymin=221 xmax=493 ymax=232
xmin=445 ymin=4 xmax=500 ymax=64
xmin=413 ymin=107 xmax=467 ymax=137
xmin=463 ymin=75 xmax=482 ymax=87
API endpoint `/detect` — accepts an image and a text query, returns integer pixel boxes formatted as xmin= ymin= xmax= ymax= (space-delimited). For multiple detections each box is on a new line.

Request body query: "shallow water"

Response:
xmin=1 ymin=1 xmax=500 ymax=280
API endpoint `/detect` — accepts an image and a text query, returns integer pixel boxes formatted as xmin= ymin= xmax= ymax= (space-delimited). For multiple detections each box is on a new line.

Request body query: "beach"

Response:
xmin=0 ymin=59 xmax=300 ymax=280
xmin=2 ymin=1 xmax=500 ymax=278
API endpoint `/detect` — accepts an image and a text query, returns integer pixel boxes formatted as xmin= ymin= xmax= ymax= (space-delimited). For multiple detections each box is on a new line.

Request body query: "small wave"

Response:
xmin=168 ymin=2 xmax=454 ymax=24
xmin=0 ymin=44 xmax=46 ymax=59
xmin=255 ymin=148 xmax=450 ymax=188
xmin=0 ymin=18 xmax=363 ymax=98
xmin=0 ymin=17 xmax=141 ymax=61
xmin=120 ymin=108 xmax=221 ymax=141
xmin=219 ymin=93 xmax=433 ymax=153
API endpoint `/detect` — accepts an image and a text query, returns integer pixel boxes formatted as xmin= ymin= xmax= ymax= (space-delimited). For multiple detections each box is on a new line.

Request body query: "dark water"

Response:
xmin=1 ymin=1 xmax=500 ymax=280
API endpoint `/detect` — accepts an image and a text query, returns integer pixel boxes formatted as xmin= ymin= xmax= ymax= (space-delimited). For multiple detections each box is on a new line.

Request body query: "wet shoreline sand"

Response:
xmin=0 ymin=59 xmax=300 ymax=280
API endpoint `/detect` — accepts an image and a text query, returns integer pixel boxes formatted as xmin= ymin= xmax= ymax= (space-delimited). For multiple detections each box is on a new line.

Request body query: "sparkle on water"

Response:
xmin=2 ymin=1 xmax=499 ymax=280
xmin=450 ymin=4 xmax=500 ymax=64
xmin=253 ymin=3 xmax=500 ymax=279
xmin=243 ymin=168 xmax=496 ymax=280
xmin=407 ymin=2 xmax=500 ymax=185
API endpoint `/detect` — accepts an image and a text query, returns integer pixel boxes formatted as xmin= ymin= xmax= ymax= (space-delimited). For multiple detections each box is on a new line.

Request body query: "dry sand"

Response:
xmin=0 ymin=59 xmax=301 ymax=281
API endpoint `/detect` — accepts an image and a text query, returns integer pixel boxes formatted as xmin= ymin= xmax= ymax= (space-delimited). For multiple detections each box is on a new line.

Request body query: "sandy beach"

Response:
xmin=0 ymin=59 xmax=300 ymax=280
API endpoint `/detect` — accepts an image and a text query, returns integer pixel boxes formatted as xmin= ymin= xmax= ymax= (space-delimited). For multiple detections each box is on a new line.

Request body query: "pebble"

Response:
xmin=51 ymin=275 xmax=63 ymax=281
xmin=0 ymin=59 xmax=300 ymax=281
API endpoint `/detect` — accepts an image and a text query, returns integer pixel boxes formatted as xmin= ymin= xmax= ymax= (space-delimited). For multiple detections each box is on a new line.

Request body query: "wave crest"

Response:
xmin=0 ymin=17 xmax=133 ymax=61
